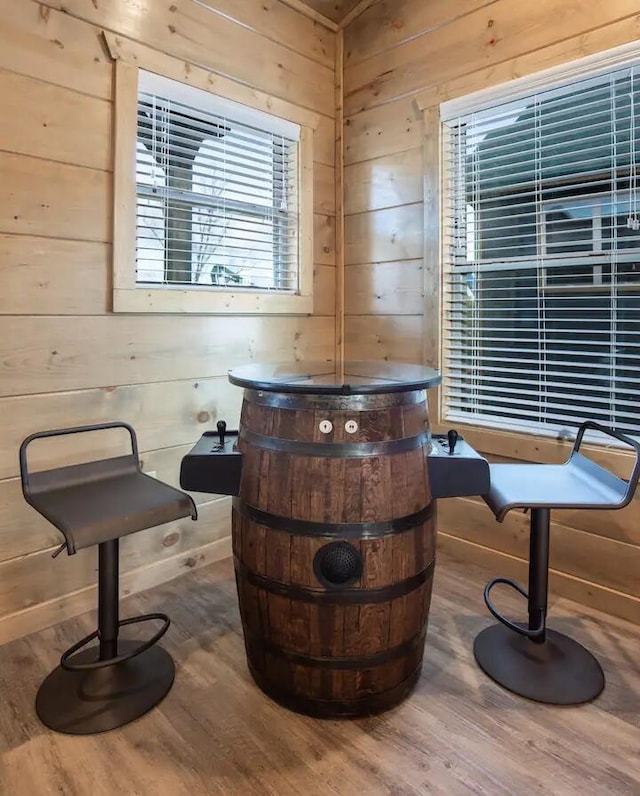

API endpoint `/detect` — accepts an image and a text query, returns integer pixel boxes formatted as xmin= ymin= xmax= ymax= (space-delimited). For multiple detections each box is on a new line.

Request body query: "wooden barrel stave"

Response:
xmin=232 ymin=389 xmax=435 ymax=717
xmin=238 ymin=447 xmax=429 ymax=521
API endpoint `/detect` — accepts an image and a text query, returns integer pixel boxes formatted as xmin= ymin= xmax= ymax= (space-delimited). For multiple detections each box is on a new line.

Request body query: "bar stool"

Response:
xmin=474 ymin=421 xmax=640 ymax=705
xmin=19 ymin=422 xmax=197 ymax=735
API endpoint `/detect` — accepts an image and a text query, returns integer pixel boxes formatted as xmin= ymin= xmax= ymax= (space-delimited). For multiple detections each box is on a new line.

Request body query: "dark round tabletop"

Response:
xmin=227 ymin=361 xmax=442 ymax=395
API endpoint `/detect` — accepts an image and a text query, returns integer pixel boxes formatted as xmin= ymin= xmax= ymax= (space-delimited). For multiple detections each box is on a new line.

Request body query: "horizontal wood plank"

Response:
xmin=0 ymin=68 xmax=111 ymax=171
xmin=420 ymin=13 xmax=640 ymax=109
xmin=0 ymin=497 xmax=231 ymax=616
xmin=439 ymin=497 xmax=640 ymax=597
xmin=39 ymin=0 xmax=335 ymax=116
xmin=0 ymin=536 xmax=232 ymax=645
xmin=344 ymin=1 xmax=640 ymax=114
xmin=0 ymin=153 xmax=111 ymax=242
xmin=344 ymin=314 xmax=423 ymax=362
xmin=344 ymin=260 xmax=424 ymax=315
xmin=345 ymin=202 xmax=423 ymax=264
xmin=0 ymin=443 xmax=220 ymax=563
xmin=344 ymin=0 xmax=497 ymax=65
xmin=345 ymin=96 xmax=422 ymax=165
xmin=0 ymin=376 xmax=244 ymax=480
xmin=344 ymin=147 xmax=422 ymax=214
xmin=438 ymin=532 xmax=640 ymax=625
xmin=0 ymin=235 xmax=109 ymax=315
xmin=0 ymin=0 xmax=113 ymax=99
xmin=459 ymin=424 xmax=636 ymax=476
xmin=0 ymin=314 xmax=335 ymax=398
xmin=195 ymin=0 xmax=336 ymax=68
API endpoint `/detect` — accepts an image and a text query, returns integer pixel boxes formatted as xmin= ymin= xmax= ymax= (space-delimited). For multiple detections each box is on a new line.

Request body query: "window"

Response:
xmin=441 ymin=55 xmax=640 ymax=438
xmin=136 ymin=72 xmax=299 ymax=292
xmin=111 ymin=56 xmax=315 ymax=314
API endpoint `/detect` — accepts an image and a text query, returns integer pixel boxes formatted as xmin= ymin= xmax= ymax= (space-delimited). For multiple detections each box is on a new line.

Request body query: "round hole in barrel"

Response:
xmin=313 ymin=542 xmax=363 ymax=588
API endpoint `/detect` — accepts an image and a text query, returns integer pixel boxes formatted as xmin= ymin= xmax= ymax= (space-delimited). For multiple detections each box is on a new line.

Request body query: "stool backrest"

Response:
xmin=571 ymin=421 xmax=640 ymax=509
xmin=19 ymin=422 xmax=139 ymax=501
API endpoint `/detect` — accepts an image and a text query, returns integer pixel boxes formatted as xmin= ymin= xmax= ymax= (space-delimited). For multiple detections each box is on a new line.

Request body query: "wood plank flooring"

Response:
xmin=0 ymin=550 xmax=638 ymax=795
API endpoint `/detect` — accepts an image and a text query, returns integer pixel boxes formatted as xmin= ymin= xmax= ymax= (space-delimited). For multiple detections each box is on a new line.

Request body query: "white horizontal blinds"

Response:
xmin=135 ymin=72 xmax=300 ymax=291
xmin=442 ymin=62 xmax=640 ymax=437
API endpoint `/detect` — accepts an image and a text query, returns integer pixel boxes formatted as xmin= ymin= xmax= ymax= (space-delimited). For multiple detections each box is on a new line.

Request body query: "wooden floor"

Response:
xmin=0 ymin=550 xmax=638 ymax=796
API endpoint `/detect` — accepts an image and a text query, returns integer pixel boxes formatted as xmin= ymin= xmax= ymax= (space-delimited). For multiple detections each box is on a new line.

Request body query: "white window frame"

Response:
xmin=107 ymin=34 xmax=318 ymax=314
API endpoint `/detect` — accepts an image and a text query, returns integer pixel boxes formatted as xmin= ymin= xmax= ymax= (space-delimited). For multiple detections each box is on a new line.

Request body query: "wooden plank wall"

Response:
xmin=342 ymin=0 xmax=640 ymax=623
xmin=0 ymin=0 xmax=337 ymax=642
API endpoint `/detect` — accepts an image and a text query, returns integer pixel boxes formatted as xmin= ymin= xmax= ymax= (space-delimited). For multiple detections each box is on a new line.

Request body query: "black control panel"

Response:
xmin=179 ymin=421 xmax=243 ymax=496
xmin=427 ymin=431 xmax=490 ymax=499
xmin=180 ymin=422 xmax=490 ymax=501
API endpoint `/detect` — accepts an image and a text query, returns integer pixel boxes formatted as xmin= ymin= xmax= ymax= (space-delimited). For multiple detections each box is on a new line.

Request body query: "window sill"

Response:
xmin=112 ymin=287 xmax=313 ymax=315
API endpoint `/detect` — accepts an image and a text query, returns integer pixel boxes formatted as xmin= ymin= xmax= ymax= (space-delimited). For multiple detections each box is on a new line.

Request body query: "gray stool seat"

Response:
xmin=474 ymin=421 xmax=640 ymax=706
xmin=485 ymin=454 xmax=630 ymax=522
xmin=19 ymin=422 xmax=197 ymax=735
xmin=27 ymin=455 xmax=196 ymax=554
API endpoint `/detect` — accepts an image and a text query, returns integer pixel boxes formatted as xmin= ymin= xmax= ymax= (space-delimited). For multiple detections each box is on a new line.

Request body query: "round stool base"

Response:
xmin=474 ymin=624 xmax=604 ymax=705
xmin=35 ymin=641 xmax=175 ymax=735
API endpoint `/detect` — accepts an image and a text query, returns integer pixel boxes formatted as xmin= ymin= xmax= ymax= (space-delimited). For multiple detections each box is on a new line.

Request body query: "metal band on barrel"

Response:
xmin=239 ymin=429 xmax=431 ymax=458
xmin=233 ymin=499 xmax=434 ymax=539
xmin=234 ymin=558 xmax=434 ymax=605
xmin=244 ymin=389 xmax=427 ymax=411
xmin=244 ymin=629 xmax=426 ymax=671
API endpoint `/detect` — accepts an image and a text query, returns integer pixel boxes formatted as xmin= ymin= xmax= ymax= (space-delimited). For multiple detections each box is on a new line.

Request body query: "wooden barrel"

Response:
xmin=231 ymin=388 xmax=435 ymax=717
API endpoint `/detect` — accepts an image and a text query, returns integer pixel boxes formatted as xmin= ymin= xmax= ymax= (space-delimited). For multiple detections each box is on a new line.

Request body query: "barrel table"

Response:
xmin=227 ymin=361 xmax=442 ymax=718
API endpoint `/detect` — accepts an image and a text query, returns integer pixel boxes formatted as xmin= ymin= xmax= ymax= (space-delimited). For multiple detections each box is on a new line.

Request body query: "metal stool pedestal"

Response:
xmin=19 ymin=422 xmax=197 ymax=734
xmin=473 ymin=509 xmax=604 ymax=705
xmin=475 ymin=422 xmax=640 ymax=706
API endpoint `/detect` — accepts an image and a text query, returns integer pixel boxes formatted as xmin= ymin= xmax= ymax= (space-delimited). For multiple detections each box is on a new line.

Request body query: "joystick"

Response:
xmin=180 ymin=420 xmax=242 ymax=496
xmin=447 ymin=429 xmax=458 ymax=455
xmin=217 ymin=420 xmax=226 ymax=447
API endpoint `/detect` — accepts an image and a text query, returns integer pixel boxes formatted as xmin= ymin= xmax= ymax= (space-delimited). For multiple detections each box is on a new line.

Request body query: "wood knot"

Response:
xmin=163 ymin=532 xmax=180 ymax=548
xmin=197 ymin=410 xmax=211 ymax=423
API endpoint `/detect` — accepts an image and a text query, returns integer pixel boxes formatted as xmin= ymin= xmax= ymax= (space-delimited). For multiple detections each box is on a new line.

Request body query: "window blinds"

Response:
xmin=441 ymin=62 xmax=640 ymax=438
xmin=135 ymin=72 xmax=300 ymax=292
